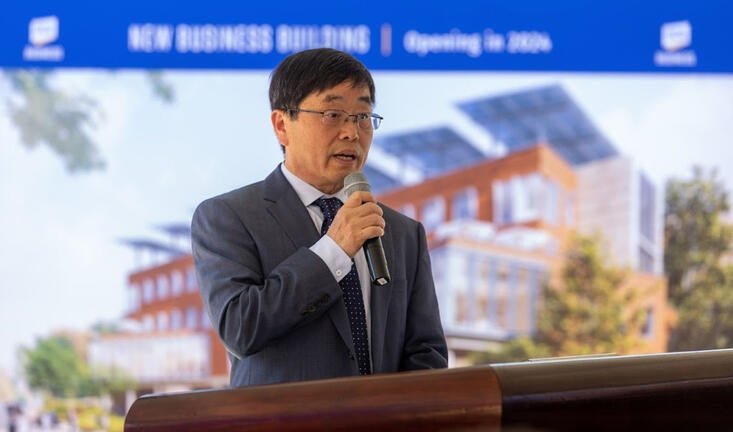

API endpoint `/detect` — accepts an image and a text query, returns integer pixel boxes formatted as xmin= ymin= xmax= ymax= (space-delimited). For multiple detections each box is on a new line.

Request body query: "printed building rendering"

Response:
xmin=89 ymin=84 xmax=671 ymax=392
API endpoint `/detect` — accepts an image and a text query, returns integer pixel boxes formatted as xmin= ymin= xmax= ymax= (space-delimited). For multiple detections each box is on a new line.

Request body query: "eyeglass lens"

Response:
xmin=321 ymin=110 xmax=380 ymax=130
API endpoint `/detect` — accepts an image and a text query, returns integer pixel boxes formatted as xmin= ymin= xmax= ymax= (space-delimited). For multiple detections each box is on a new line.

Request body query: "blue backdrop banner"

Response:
xmin=1 ymin=0 xmax=730 ymax=73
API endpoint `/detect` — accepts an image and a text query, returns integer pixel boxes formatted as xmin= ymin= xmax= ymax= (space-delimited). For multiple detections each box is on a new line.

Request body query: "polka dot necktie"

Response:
xmin=315 ymin=197 xmax=372 ymax=375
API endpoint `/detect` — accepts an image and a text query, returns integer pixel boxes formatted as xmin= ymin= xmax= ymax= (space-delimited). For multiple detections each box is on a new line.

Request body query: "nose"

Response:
xmin=338 ymin=118 xmax=360 ymax=141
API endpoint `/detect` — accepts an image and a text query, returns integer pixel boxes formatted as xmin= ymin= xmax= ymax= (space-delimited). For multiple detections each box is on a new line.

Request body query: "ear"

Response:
xmin=271 ymin=110 xmax=289 ymax=147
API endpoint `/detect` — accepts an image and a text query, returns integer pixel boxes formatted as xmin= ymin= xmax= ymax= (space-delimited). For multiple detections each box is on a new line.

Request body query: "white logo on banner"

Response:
xmin=23 ymin=16 xmax=65 ymax=61
xmin=654 ymin=20 xmax=696 ymax=67
xmin=29 ymin=15 xmax=59 ymax=46
xmin=661 ymin=20 xmax=691 ymax=51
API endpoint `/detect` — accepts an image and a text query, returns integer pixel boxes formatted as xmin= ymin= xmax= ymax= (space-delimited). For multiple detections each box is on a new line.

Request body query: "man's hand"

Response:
xmin=326 ymin=191 xmax=385 ymax=257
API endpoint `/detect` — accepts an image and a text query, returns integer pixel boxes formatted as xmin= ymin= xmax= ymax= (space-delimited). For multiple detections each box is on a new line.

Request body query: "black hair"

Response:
xmin=269 ymin=48 xmax=375 ymax=114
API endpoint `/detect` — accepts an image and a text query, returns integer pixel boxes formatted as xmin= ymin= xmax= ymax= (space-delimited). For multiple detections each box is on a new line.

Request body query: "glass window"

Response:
xmin=452 ymin=187 xmax=478 ymax=220
xmin=157 ymin=274 xmax=169 ymax=300
xmin=157 ymin=311 xmax=169 ymax=331
xmin=171 ymin=270 xmax=184 ymax=296
xmin=494 ymin=174 xmax=560 ymax=225
xmin=186 ymin=267 xmax=197 ymax=293
xmin=201 ymin=309 xmax=212 ymax=329
xmin=142 ymin=279 xmax=154 ymax=304
xmin=128 ymin=283 xmax=141 ymax=312
xmin=523 ymin=174 xmax=544 ymax=221
xmin=496 ymin=261 xmax=509 ymax=329
xmin=516 ymin=267 xmax=530 ymax=334
xmin=170 ymin=308 xmax=182 ymax=330
xmin=516 ymin=174 xmax=556 ymax=223
xmin=492 ymin=180 xmax=509 ymax=225
xmin=142 ymin=314 xmax=154 ymax=332
xmin=186 ymin=307 xmax=198 ymax=330
xmin=421 ymin=196 xmax=445 ymax=232
xmin=510 ymin=176 xmax=532 ymax=222
xmin=446 ymin=251 xmax=468 ymax=325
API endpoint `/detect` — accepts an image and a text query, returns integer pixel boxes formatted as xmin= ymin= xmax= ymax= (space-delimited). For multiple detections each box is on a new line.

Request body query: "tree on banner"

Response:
xmin=473 ymin=233 xmax=648 ymax=364
xmin=1 ymin=70 xmax=174 ymax=173
xmin=665 ymin=166 xmax=733 ymax=351
xmin=22 ymin=335 xmax=134 ymax=398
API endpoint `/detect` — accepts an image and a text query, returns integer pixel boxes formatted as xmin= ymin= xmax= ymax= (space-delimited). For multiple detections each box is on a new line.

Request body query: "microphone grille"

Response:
xmin=344 ymin=172 xmax=371 ymax=196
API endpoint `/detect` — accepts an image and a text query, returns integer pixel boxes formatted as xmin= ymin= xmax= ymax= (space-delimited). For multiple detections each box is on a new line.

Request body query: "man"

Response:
xmin=192 ymin=48 xmax=448 ymax=387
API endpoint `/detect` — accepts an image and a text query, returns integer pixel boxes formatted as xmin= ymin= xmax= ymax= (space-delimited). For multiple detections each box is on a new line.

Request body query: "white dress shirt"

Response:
xmin=280 ymin=164 xmax=373 ymax=352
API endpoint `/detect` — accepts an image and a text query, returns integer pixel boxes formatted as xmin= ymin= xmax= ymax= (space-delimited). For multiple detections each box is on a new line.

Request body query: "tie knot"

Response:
xmin=314 ymin=197 xmax=343 ymax=235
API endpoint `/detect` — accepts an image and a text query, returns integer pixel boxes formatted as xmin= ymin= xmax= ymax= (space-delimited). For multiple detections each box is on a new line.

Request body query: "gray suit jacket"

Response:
xmin=191 ymin=166 xmax=448 ymax=387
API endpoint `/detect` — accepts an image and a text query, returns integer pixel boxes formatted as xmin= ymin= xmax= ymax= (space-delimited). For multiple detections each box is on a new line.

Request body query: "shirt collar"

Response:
xmin=280 ymin=163 xmax=347 ymax=206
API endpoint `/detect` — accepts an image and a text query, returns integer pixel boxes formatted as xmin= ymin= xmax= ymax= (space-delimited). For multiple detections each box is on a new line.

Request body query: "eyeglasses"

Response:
xmin=285 ymin=107 xmax=383 ymax=130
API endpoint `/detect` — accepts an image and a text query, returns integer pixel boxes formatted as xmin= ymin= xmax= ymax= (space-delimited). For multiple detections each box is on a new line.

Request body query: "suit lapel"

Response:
xmin=369 ymin=207 xmax=395 ymax=373
xmin=262 ymin=166 xmax=354 ymax=353
xmin=262 ymin=166 xmax=320 ymax=250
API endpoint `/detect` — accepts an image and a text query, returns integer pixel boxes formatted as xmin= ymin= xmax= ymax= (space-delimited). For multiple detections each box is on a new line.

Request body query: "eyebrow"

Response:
xmin=322 ymin=94 xmax=372 ymax=105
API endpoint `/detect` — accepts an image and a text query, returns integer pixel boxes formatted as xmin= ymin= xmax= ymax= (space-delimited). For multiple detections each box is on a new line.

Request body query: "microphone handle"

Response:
xmin=363 ymin=237 xmax=390 ymax=286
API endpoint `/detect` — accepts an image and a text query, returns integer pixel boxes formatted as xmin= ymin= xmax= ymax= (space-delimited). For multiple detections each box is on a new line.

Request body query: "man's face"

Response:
xmin=272 ymin=81 xmax=374 ymax=195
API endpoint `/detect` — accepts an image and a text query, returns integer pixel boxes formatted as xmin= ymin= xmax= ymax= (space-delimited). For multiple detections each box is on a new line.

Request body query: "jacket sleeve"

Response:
xmin=191 ymin=195 xmax=342 ymax=358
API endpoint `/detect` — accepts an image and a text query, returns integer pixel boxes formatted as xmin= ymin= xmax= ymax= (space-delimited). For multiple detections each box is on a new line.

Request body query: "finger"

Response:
xmin=333 ymin=211 xmax=383 ymax=235
xmin=362 ymin=224 xmax=385 ymax=239
xmin=348 ymin=201 xmax=383 ymax=218
xmin=363 ymin=211 xmax=386 ymax=229
xmin=343 ymin=191 xmax=375 ymax=207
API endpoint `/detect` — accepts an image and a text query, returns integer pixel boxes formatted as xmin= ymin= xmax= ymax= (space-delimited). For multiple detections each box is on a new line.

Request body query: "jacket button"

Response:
xmin=320 ymin=294 xmax=330 ymax=304
xmin=348 ymin=352 xmax=355 ymax=360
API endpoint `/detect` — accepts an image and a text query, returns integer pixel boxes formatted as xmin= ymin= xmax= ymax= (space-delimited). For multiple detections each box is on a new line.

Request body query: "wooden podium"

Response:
xmin=125 ymin=349 xmax=733 ymax=431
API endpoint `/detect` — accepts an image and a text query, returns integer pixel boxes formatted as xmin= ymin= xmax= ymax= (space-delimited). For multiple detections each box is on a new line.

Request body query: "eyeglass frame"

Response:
xmin=283 ymin=107 xmax=383 ymax=130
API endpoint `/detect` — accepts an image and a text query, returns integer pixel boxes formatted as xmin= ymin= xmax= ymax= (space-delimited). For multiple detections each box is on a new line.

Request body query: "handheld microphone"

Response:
xmin=344 ymin=172 xmax=391 ymax=286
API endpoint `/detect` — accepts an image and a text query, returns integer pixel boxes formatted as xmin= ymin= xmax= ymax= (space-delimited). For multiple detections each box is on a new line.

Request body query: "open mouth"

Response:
xmin=333 ymin=153 xmax=357 ymax=161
